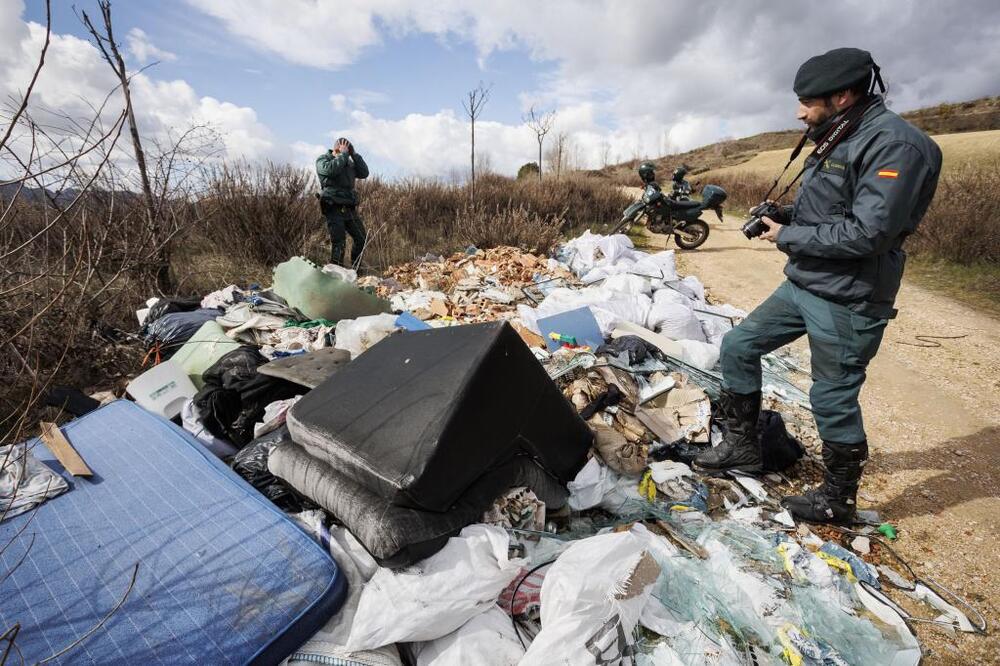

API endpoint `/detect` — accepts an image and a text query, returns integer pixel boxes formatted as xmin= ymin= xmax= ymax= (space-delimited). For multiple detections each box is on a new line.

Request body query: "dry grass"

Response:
xmin=178 ymin=167 xmax=631 ymax=293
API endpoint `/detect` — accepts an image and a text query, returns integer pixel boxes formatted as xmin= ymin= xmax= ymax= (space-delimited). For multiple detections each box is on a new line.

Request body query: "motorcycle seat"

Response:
xmin=667 ymin=198 xmax=702 ymax=211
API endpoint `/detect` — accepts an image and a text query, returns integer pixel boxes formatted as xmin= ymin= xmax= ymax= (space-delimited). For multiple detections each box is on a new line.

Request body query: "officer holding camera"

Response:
xmin=694 ymin=48 xmax=942 ymax=525
xmin=316 ymin=138 xmax=370 ymax=268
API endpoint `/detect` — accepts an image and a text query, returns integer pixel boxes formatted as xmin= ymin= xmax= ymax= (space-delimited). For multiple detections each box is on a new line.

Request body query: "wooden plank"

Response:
xmin=39 ymin=421 xmax=93 ymax=476
xmin=654 ymin=519 xmax=709 ymax=559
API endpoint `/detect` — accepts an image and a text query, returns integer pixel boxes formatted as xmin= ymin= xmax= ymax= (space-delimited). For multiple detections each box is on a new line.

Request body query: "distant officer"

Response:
xmin=670 ymin=166 xmax=692 ymax=199
xmin=316 ymin=138 xmax=369 ymax=268
xmin=695 ymin=48 xmax=942 ymax=524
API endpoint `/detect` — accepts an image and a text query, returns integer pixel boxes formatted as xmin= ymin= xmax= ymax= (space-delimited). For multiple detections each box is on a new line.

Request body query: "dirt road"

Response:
xmin=642 ymin=216 xmax=1000 ymax=664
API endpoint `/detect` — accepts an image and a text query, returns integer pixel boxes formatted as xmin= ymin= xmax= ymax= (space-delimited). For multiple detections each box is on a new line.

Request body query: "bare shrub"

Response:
xmin=907 ymin=160 xmax=1000 ymax=264
xmin=706 ymin=164 xmax=1000 ymax=267
xmin=199 ymin=160 xmax=319 ymax=267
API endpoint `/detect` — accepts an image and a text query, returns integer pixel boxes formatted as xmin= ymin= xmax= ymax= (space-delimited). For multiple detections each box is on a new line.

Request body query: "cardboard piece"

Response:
xmin=39 ymin=421 xmax=93 ymax=476
xmin=537 ymin=307 xmax=604 ymax=352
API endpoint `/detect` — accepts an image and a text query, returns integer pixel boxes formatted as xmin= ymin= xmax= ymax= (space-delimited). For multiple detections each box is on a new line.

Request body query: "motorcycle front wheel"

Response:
xmin=674 ymin=220 xmax=709 ymax=250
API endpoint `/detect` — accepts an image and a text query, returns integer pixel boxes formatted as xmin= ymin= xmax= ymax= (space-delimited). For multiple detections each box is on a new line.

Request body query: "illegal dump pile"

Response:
xmin=1 ymin=232 xmax=985 ymax=665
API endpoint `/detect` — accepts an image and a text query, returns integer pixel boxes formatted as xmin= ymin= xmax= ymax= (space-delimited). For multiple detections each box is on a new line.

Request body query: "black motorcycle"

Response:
xmin=613 ymin=182 xmax=727 ymax=250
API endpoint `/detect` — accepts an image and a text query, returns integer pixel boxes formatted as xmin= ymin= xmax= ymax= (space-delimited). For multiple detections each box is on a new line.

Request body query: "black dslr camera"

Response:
xmin=741 ymin=201 xmax=785 ymax=239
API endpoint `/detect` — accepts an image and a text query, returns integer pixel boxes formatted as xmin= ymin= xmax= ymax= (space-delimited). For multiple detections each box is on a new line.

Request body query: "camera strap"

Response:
xmin=765 ymin=95 xmax=880 ymax=203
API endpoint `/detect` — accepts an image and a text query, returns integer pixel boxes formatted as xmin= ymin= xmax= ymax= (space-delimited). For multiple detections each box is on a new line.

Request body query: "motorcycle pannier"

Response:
xmin=700 ymin=184 xmax=727 ymax=209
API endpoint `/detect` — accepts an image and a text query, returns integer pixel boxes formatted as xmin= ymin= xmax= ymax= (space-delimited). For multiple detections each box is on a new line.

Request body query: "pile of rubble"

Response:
xmin=4 ymin=231 xmax=984 ymax=665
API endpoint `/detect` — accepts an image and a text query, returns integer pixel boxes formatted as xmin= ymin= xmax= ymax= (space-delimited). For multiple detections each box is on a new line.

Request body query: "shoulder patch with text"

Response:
xmin=819 ymin=159 xmax=847 ymax=176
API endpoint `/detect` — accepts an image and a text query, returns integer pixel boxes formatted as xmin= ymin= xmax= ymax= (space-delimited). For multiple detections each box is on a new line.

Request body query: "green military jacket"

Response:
xmin=316 ymin=150 xmax=370 ymax=206
xmin=777 ymin=96 xmax=942 ymax=318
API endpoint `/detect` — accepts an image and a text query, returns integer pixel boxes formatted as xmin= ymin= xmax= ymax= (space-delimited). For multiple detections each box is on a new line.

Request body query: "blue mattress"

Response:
xmin=0 ymin=400 xmax=346 ymax=665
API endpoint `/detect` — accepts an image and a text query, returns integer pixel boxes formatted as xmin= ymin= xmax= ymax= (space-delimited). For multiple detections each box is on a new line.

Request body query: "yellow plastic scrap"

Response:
xmin=777 ymin=623 xmax=805 ymax=666
xmin=638 ymin=470 xmax=657 ymax=502
xmin=777 ymin=543 xmax=796 ymax=577
xmin=816 ymin=550 xmax=858 ymax=583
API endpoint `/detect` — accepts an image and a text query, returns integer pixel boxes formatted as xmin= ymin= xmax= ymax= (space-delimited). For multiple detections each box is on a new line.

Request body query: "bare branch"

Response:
xmin=0 ymin=0 xmax=50 ymax=153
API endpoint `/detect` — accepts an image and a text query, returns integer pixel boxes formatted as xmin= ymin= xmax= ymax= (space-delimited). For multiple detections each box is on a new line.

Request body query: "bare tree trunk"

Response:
xmin=537 ymin=138 xmax=543 ymax=181
xmin=462 ymin=83 xmax=491 ymax=208
xmin=471 ymin=116 xmax=475 ymax=203
xmin=81 ymin=1 xmax=170 ymax=293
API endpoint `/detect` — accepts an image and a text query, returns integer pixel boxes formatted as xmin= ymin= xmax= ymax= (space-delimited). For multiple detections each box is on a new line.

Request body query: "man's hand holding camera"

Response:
xmin=759 ymin=216 xmax=783 ymax=243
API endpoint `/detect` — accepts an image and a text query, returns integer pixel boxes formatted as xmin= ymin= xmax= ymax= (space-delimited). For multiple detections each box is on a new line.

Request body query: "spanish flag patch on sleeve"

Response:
xmin=877 ymin=169 xmax=899 ymax=179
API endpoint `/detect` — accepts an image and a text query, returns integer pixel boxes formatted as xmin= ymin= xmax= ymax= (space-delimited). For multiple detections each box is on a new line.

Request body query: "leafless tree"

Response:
xmin=523 ymin=106 xmax=554 ymax=181
xmin=79 ymin=0 xmax=173 ymax=292
xmin=461 ymin=82 xmax=491 ymax=205
xmin=599 ymin=139 xmax=611 ymax=168
xmin=552 ymin=131 xmax=568 ymax=179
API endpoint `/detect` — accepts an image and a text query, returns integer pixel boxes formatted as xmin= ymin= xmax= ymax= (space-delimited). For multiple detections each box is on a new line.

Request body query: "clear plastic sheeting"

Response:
xmin=634 ymin=520 xmax=920 ymax=665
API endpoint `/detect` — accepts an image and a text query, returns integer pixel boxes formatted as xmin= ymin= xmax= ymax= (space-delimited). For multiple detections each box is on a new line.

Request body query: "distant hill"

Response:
xmin=594 ymin=96 xmax=1000 ymax=183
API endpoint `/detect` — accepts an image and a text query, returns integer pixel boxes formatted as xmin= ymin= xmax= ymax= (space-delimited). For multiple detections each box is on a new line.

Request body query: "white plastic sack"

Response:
xmin=321 ymin=264 xmax=359 ymax=283
xmin=579 ymin=259 xmax=637 ymax=284
xmin=559 ymin=231 xmax=636 ymax=276
xmin=632 ymin=249 xmax=678 ymax=283
xmin=600 ymin=273 xmax=652 ymax=296
xmin=664 ymin=276 xmax=706 ymax=303
xmin=517 ymin=287 xmax=651 ymax=338
xmin=695 ymin=303 xmax=746 ymax=347
xmin=652 ymin=287 xmax=694 ymax=307
xmin=676 ymin=338 xmax=721 ymax=370
xmin=412 ymin=606 xmax=524 ymax=666
xmin=566 ymin=457 xmax=643 ymax=514
xmin=520 ymin=527 xmax=662 ymax=665
xmin=335 ymin=313 xmax=400 ymax=359
xmin=646 ymin=301 xmax=706 ymax=342
xmin=347 ymin=525 xmax=524 ymax=651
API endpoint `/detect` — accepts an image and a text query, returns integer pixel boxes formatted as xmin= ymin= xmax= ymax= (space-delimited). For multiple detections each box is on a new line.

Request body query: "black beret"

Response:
xmin=794 ymin=48 xmax=875 ymax=98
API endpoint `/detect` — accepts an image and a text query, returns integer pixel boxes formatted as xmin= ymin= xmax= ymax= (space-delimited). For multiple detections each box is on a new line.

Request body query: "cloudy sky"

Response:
xmin=4 ymin=0 xmax=999 ymax=179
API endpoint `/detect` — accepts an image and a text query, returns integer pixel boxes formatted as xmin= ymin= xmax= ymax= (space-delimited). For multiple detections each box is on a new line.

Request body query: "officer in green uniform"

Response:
xmin=316 ymin=137 xmax=370 ymax=268
xmin=694 ymin=48 xmax=942 ymax=524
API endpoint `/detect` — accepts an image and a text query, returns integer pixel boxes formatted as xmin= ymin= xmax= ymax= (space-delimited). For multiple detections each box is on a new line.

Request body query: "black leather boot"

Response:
xmin=693 ymin=390 xmax=762 ymax=474
xmin=782 ymin=441 xmax=868 ymax=524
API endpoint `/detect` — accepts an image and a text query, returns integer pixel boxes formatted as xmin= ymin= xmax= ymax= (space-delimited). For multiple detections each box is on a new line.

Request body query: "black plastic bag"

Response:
xmin=596 ymin=335 xmax=662 ymax=366
xmin=143 ymin=308 xmax=221 ymax=354
xmin=195 ymin=347 xmax=304 ymax=446
xmin=231 ymin=426 xmax=316 ymax=513
xmin=146 ymin=296 xmax=203 ymax=325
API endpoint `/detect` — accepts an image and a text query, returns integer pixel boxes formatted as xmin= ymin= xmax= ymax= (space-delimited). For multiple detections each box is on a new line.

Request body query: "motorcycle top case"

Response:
xmin=700 ymin=184 xmax=727 ymax=209
xmin=287 ymin=321 xmax=593 ymax=512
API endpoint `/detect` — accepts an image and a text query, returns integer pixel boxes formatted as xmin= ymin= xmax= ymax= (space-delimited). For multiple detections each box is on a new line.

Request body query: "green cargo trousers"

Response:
xmin=720 ymin=280 xmax=888 ymax=444
xmin=321 ymin=200 xmax=367 ymax=268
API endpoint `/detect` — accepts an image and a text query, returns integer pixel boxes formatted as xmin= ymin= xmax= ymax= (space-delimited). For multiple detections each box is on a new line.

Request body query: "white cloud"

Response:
xmin=126 ymin=28 xmax=177 ymax=65
xmin=331 ymin=89 xmax=390 ymax=113
xmin=191 ymin=0 xmax=1000 ymax=175
xmin=0 ymin=4 xmax=280 ymax=182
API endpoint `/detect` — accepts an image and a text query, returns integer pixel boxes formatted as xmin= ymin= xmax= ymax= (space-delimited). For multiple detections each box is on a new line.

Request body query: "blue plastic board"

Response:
xmin=396 ymin=312 xmax=432 ymax=331
xmin=537 ymin=306 xmax=604 ymax=352
xmin=0 ymin=400 xmax=346 ymax=665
